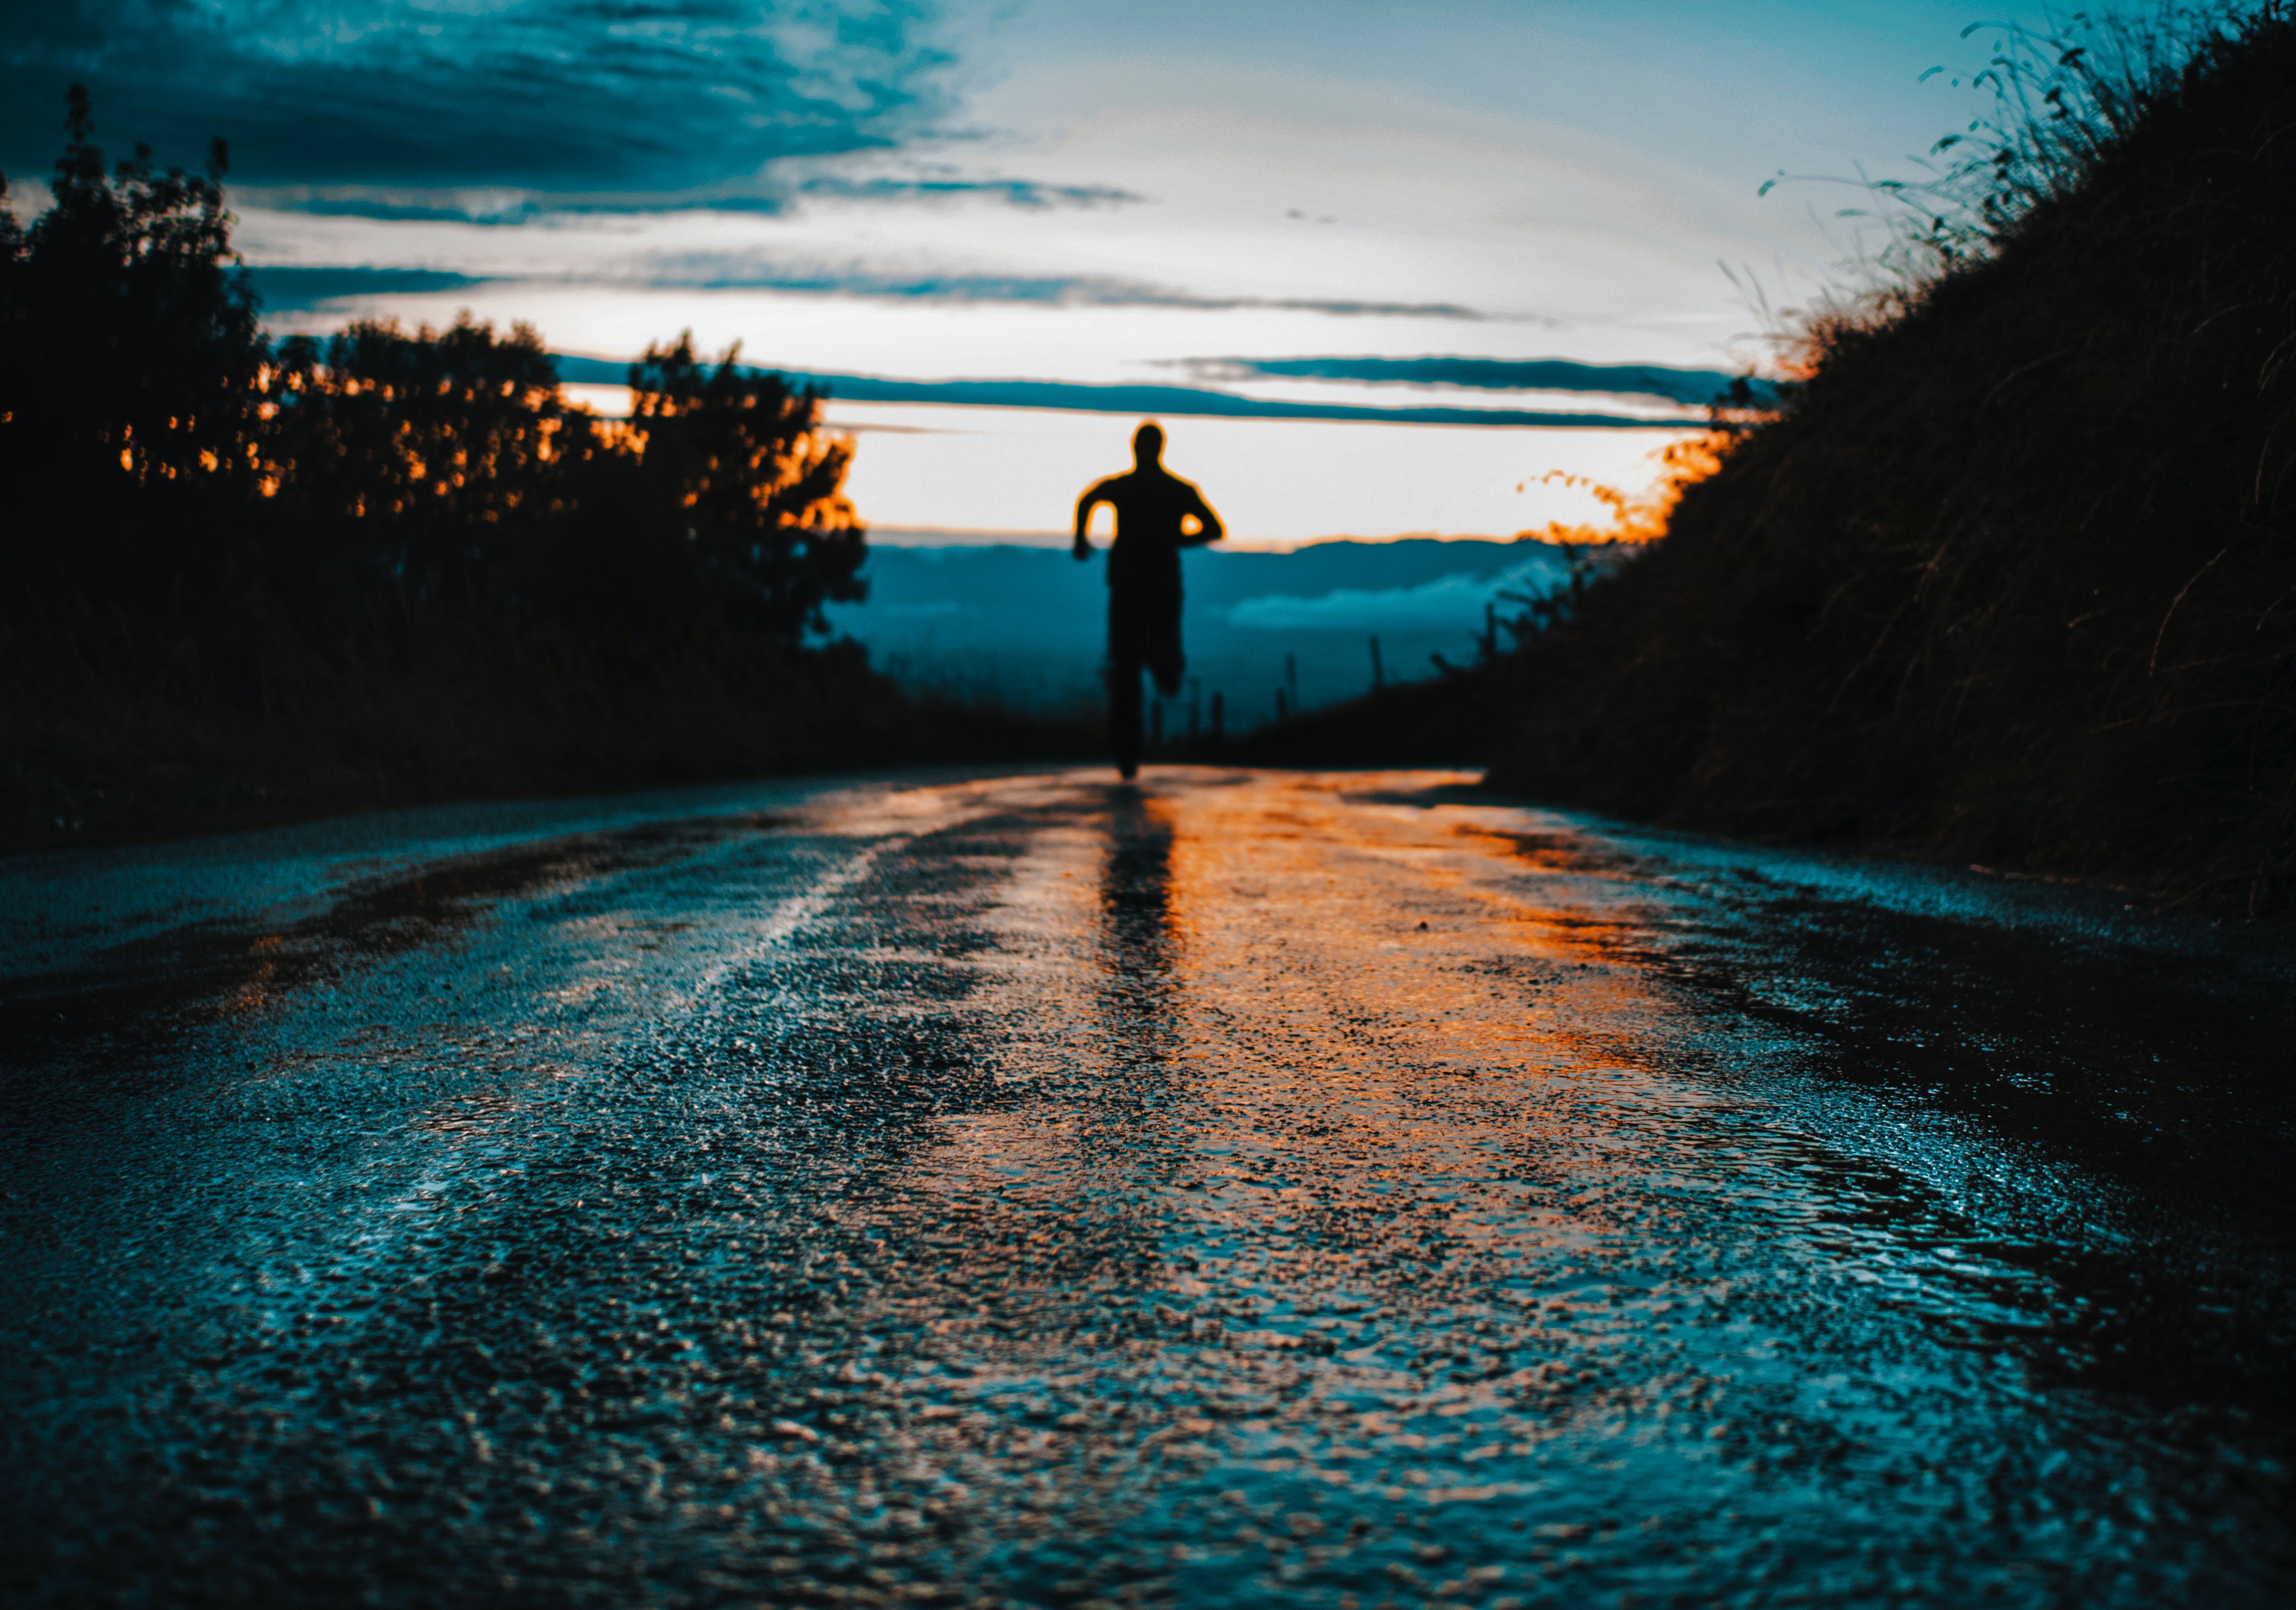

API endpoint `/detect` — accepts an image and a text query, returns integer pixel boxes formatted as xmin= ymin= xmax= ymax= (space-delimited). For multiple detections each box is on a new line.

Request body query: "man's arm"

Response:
xmin=1073 ymin=479 xmax=1114 ymax=560
xmin=1180 ymin=483 xmax=1224 ymax=547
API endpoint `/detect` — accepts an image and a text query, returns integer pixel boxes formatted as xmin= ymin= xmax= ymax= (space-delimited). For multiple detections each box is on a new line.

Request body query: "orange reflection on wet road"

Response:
xmin=812 ymin=768 xmax=2292 ymax=1605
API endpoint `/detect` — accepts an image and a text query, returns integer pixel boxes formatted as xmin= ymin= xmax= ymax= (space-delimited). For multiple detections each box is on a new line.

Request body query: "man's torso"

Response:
xmin=1090 ymin=469 xmax=1206 ymax=598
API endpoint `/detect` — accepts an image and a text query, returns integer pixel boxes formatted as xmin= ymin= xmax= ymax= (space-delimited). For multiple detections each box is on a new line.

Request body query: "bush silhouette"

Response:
xmin=0 ymin=85 xmax=1081 ymax=852
xmin=1 ymin=85 xmax=264 ymax=589
xmin=621 ymin=334 xmax=866 ymax=641
xmin=1 ymin=85 xmax=866 ymax=650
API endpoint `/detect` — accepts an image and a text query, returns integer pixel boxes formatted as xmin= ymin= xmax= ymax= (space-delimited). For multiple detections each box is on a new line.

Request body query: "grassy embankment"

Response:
xmin=1264 ymin=5 xmax=2296 ymax=916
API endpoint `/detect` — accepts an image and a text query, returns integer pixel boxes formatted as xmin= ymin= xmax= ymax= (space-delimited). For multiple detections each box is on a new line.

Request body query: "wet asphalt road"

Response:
xmin=3 ymin=766 xmax=2292 ymax=1608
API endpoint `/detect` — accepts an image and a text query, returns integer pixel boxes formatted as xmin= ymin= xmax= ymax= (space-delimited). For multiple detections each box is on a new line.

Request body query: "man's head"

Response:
xmin=1132 ymin=422 xmax=1164 ymax=467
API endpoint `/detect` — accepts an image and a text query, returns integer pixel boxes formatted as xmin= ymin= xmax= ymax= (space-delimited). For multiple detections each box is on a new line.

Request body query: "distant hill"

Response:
xmin=827 ymin=538 xmax=1573 ymax=721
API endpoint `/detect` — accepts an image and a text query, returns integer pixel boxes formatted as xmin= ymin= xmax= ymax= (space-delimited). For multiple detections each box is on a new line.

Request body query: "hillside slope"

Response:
xmin=1482 ymin=11 xmax=2296 ymax=914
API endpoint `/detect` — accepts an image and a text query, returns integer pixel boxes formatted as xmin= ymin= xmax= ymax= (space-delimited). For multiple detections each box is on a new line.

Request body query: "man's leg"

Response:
xmin=1107 ymin=649 xmax=1144 ymax=780
xmin=1146 ymin=632 xmax=1185 ymax=701
xmin=1110 ymin=592 xmax=1177 ymax=780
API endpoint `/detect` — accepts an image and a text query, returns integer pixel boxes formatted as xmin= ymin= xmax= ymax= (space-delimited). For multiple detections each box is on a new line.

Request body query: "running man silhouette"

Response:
xmin=1073 ymin=422 xmax=1225 ymax=779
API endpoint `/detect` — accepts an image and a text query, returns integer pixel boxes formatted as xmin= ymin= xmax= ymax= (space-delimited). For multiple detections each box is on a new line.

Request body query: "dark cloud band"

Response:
xmin=245 ymin=266 xmax=492 ymax=312
xmin=232 ymin=261 xmax=1517 ymax=322
xmin=0 ymin=1 xmax=953 ymax=194
xmin=229 ymin=173 xmax=1149 ymax=225
xmin=1177 ymin=355 xmax=1776 ymax=407
xmin=625 ymin=254 xmax=1502 ymax=318
xmin=795 ymin=176 xmax=1145 ymax=209
xmin=550 ymin=355 xmax=1690 ymax=428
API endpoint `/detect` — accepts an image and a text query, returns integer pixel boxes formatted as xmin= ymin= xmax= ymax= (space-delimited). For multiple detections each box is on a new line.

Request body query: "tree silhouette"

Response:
xmin=2 ymin=86 xmax=869 ymax=654
xmin=625 ymin=334 xmax=867 ymax=641
xmin=1 ymin=84 xmax=264 ymax=586
xmin=264 ymin=317 xmax=598 ymax=594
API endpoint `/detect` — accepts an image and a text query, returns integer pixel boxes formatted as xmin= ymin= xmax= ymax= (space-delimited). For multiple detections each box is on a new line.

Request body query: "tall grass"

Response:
xmin=1455 ymin=1 xmax=2296 ymax=914
xmin=1881 ymin=6 xmax=2285 ymax=256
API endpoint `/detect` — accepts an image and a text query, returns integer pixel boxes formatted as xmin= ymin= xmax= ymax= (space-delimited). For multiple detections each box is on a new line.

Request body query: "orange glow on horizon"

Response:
xmin=1517 ymin=431 xmax=1727 ymax=546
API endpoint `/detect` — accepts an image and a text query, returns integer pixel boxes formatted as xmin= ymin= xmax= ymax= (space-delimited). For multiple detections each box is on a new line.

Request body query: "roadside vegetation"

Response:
xmin=1282 ymin=2 xmax=2296 ymax=916
xmin=0 ymin=88 xmax=1082 ymax=852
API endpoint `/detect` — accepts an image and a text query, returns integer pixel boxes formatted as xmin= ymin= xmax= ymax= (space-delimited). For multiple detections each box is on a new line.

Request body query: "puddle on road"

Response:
xmin=3 ymin=768 xmax=2289 ymax=1607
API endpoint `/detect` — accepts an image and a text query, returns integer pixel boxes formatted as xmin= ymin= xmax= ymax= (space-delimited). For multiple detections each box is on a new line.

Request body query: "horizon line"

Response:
xmin=862 ymin=526 xmax=1582 ymax=552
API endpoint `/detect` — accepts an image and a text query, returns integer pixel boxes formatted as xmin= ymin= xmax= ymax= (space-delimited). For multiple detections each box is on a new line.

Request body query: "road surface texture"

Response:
xmin=3 ymin=767 xmax=2291 ymax=1608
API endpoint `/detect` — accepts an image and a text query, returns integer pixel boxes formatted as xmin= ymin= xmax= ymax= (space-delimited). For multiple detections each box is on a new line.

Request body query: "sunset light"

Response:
xmin=7 ymin=4 xmax=2294 ymax=1605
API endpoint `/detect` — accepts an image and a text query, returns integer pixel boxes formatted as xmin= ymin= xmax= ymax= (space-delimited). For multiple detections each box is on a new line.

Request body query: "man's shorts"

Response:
xmin=1109 ymin=592 xmax=1185 ymax=694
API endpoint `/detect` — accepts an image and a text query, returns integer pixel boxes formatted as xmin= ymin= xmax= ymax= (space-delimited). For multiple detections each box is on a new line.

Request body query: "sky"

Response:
xmin=1 ymin=0 xmax=2056 ymax=542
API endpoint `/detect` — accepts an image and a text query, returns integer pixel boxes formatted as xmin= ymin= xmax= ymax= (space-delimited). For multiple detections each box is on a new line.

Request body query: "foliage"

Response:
xmin=1514 ymin=434 xmax=1730 ymax=548
xmin=1776 ymin=3 xmax=2296 ymax=365
xmin=260 ymin=317 xmax=583 ymax=587
xmin=623 ymin=335 xmax=866 ymax=640
xmin=0 ymin=86 xmax=1075 ymax=851
xmin=1476 ymin=2 xmax=2296 ymax=915
xmin=0 ymin=86 xmax=865 ymax=648
xmin=0 ymin=85 xmax=264 ymax=577
xmin=1873 ymin=4 xmax=2291 ymax=267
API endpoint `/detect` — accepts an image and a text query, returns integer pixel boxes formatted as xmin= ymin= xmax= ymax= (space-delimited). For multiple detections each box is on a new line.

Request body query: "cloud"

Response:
xmin=228 ymin=171 xmax=1147 ymax=225
xmin=0 ymin=1 xmax=955 ymax=198
xmin=244 ymin=265 xmax=492 ymax=312
xmin=795 ymin=175 xmax=1145 ymax=209
xmin=623 ymin=253 xmax=1497 ymax=317
xmin=1178 ymin=355 xmax=1778 ymax=407
xmin=1226 ymin=554 xmax=1572 ymax=632
xmin=550 ymin=354 xmax=1691 ymax=428
xmin=237 ymin=191 xmax=554 ymax=225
